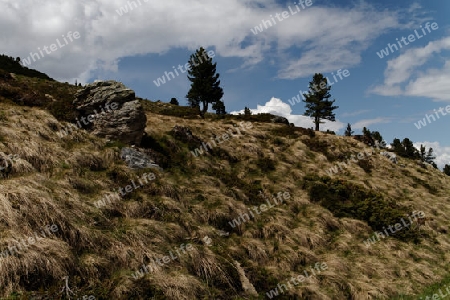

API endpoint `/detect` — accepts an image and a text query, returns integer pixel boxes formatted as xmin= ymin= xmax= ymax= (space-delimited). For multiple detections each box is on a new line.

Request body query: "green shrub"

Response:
xmin=303 ymin=175 xmax=421 ymax=242
xmin=269 ymin=125 xmax=297 ymax=138
xmin=303 ymin=137 xmax=328 ymax=152
xmin=256 ymin=156 xmax=276 ymax=172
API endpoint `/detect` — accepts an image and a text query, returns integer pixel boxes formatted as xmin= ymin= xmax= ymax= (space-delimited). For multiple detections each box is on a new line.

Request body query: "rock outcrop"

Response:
xmin=73 ymin=81 xmax=146 ymax=145
xmin=270 ymin=115 xmax=289 ymax=125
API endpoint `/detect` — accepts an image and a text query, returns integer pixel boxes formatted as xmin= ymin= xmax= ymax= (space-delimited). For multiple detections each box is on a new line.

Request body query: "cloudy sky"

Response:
xmin=1 ymin=0 xmax=450 ymax=167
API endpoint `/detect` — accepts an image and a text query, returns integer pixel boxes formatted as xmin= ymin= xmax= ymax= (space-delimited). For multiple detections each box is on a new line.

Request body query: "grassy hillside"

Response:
xmin=0 ymin=70 xmax=449 ymax=299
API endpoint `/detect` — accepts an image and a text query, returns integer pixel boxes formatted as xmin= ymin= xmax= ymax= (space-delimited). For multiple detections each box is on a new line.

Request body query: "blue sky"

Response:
xmin=1 ymin=0 xmax=450 ymax=166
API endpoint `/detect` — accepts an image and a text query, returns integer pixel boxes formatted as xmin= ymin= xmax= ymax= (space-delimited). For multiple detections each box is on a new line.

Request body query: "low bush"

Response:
xmin=302 ymin=175 xmax=421 ymax=243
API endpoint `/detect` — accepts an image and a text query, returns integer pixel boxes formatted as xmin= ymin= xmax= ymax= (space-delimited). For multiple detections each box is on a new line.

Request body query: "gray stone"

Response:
xmin=120 ymin=147 xmax=162 ymax=170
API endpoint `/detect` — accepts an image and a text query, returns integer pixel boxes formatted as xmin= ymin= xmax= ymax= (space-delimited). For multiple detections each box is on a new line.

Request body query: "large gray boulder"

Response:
xmin=74 ymin=81 xmax=146 ymax=145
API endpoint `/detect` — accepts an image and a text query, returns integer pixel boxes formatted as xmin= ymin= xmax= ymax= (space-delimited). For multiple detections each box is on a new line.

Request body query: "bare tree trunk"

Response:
xmin=200 ymin=101 xmax=208 ymax=118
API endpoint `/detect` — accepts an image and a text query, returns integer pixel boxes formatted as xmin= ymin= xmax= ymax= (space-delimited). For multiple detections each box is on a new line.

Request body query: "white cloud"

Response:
xmin=0 ymin=0 xmax=417 ymax=83
xmin=370 ymin=36 xmax=450 ymax=101
xmin=230 ymin=97 xmax=345 ymax=132
xmin=413 ymin=141 xmax=450 ymax=169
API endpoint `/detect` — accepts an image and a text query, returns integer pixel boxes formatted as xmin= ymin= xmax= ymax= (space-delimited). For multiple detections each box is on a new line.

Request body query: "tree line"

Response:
xmin=168 ymin=47 xmax=450 ymax=175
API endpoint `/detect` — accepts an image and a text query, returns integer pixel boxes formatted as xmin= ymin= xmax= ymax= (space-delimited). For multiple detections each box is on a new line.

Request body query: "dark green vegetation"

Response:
xmin=0 ymin=55 xmax=52 ymax=80
xmin=0 ymin=67 xmax=78 ymax=122
xmin=303 ymin=175 xmax=423 ymax=243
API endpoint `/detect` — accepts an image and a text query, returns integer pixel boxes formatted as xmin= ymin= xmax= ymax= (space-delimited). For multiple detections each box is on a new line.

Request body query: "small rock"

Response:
xmin=120 ymin=147 xmax=162 ymax=170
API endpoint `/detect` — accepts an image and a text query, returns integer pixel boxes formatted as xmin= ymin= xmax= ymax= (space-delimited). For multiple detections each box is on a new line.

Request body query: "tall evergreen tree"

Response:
xmin=391 ymin=138 xmax=405 ymax=156
xmin=344 ymin=123 xmax=353 ymax=136
xmin=425 ymin=147 xmax=436 ymax=166
xmin=303 ymin=73 xmax=338 ymax=131
xmin=419 ymin=144 xmax=426 ymax=161
xmin=244 ymin=107 xmax=252 ymax=116
xmin=186 ymin=47 xmax=224 ymax=118
xmin=402 ymin=138 xmax=417 ymax=158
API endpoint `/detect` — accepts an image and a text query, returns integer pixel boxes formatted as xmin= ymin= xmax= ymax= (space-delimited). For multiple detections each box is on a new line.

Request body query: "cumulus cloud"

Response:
xmin=370 ymin=36 xmax=450 ymax=101
xmin=0 ymin=0 xmax=417 ymax=83
xmin=230 ymin=97 xmax=345 ymax=132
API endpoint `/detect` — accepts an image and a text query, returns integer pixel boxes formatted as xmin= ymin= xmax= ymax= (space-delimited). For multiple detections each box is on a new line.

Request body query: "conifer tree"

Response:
xmin=303 ymin=73 xmax=338 ymax=131
xmin=186 ymin=47 xmax=224 ymax=118
xmin=444 ymin=164 xmax=450 ymax=176
xmin=344 ymin=123 xmax=353 ymax=136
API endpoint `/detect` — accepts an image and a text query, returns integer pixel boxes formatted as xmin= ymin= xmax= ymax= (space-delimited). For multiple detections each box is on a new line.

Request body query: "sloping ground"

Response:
xmin=0 ymin=80 xmax=449 ymax=299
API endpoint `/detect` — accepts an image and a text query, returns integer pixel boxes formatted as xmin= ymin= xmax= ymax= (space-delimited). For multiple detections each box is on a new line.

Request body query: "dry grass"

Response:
xmin=0 ymin=84 xmax=449 ymax=299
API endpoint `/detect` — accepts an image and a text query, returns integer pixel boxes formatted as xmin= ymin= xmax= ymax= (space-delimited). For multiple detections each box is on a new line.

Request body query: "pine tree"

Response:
xmin=344 ymin=123 xmax=353 ymax=136
xmin=212 ymin=100 xmax=226 ymax=115
xmin=244 ymin=107 xmax=252 ymax=116
xmin=419 ymin=144 xmax=426 ymax=161
xmin=444 ymin=164 xmax=450 ymax=176
xmin=425 ymin=147 xmax=436 ymax=166
xmin=303 ymin=73 xmax=338 ymax=131
xmin=170 ymin=98 xmax=179 ymax=105
xmin=391 ymin=138 xmax=405 ymax=156
xmin=402 ymin=138 xmax=418 ymax=158
xmin=186 ymin=47 xmax=224 ymax=118
xmin=371 ymin=131 xmax=383 ymax=143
